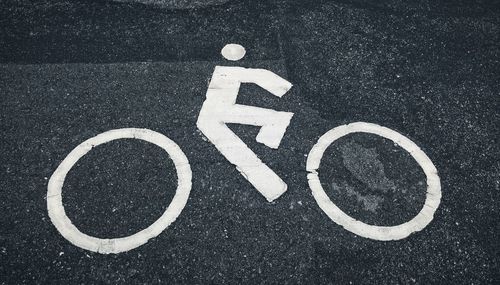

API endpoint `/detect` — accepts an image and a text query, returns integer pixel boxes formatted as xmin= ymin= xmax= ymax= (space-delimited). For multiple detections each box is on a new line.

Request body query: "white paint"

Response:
xmin=47 ymin=128 xmax=192 ymax=254
xmin=197 ymin=66 xmax=294 ymax=202
xmin=306 ymin=122 xmax=441 ymax=241
xmin=221 ymin=44 xmax=246 ymax=61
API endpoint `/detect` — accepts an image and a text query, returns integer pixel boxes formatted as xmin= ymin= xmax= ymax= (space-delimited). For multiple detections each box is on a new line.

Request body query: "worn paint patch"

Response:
xmin=340 ymin=141 xmax=397 ymax=193
xmin=332 ymin=182 xmax=385 ymax=212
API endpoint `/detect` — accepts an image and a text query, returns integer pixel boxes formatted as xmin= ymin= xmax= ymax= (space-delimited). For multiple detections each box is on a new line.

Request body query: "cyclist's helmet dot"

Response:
xmin=221 ymin=44 xmax=246 ymax=61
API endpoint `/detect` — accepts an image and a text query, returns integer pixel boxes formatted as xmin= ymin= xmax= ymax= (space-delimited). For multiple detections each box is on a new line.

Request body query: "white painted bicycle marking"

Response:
xmin=47 ymin=128 xmax=192 ymax=254
xmin=306 ymin=122 xmax=441 ymax=241
xmin=197 ymin=65 xmax=294 ymax=202
xmin=46 ymin=43 xmax=444 ymax=253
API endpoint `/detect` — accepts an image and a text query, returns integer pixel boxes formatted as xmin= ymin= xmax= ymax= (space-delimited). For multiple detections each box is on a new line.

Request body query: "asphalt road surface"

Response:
xmin=1 ymin=0 xmax=499 ymax=284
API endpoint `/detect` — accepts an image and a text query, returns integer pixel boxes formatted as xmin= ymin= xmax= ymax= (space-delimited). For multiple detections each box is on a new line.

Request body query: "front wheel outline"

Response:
xmin=47 ymin=128 xmax=192 ymax=254
xmin=306 ymin=122 xmax=441 ymax=241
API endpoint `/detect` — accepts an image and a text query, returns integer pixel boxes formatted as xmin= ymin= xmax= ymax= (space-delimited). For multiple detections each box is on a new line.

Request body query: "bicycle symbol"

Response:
xmin=47 ymin=44 xmax=442 ymax=254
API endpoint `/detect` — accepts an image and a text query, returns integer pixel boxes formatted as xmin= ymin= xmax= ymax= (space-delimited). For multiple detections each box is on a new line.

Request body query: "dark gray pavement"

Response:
xmin=1 ymin=0 xmax=499 ymax=283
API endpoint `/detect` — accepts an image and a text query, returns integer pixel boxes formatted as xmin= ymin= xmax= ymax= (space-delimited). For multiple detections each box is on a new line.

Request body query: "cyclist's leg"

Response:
xmin=197 ymin=119 xmax=287 ymax=202
xmin=221 ymin=104 xmax=294 ymax=149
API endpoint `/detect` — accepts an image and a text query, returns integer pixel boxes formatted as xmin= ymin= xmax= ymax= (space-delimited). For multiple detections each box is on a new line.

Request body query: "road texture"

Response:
xmin=1 ymin=0 xmax=499 ymax=283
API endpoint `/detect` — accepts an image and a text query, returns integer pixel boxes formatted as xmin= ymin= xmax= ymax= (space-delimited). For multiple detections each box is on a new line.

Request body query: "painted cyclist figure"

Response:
xmin=47 ymin=44 xmax=441 ymax=254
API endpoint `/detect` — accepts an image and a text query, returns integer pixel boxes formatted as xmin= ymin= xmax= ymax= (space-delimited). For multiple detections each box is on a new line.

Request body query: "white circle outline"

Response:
xmin=306 ymin=122 xmax=441 ymax=241
xmin=47 ymin=128 xmax=192 ymax=254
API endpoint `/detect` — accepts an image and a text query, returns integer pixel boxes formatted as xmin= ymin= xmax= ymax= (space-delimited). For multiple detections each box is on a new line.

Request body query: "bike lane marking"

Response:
xmin=47 ymin=128 xmax=192 ymax=254
xmin=306 ymin=122 xmax=442 ymax=241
